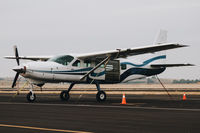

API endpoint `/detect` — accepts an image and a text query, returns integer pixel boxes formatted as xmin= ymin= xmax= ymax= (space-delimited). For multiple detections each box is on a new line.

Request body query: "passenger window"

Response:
xmin=95 ymin=61 xmax=104 ymax=68
xmin=72 ymin=60 xmax=81 ymax=67
xmin=84 ymin=61 xmax=91 ymax=67
xmin=121 ymin=64 xmax=127 ymax=70
xmin=100 ymin=64 xmax=105 ymax=68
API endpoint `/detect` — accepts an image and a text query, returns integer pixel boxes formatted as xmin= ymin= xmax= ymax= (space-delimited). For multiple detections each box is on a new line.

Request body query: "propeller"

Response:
xmin=11 ymin=45 xmax=25 ymax=88
xmin=12 ymin=72 xmax=19 ymax=88
xmin=14 ymin=45 xmax=20 ymax=66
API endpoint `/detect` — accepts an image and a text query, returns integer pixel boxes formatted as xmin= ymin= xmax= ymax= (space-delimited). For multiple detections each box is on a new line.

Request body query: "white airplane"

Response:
xmin=4 ymin=30 xmax=192 ymax=102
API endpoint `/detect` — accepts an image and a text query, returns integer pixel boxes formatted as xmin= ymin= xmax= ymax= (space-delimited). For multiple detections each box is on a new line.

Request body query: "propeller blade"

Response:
xmin=12 ymin=72 xmax=19 ymax=88
xmin=14 ymin=45 xmax=20 ymax=66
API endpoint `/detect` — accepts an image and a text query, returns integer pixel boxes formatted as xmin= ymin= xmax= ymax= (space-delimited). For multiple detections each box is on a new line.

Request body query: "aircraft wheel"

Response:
xmin=26 ymin=92 xmax=36 ymax=102
xmin=60 ymin=90 xmax=70 ymax=101
xmin=96 ymin=91 xmax=106 ymax=102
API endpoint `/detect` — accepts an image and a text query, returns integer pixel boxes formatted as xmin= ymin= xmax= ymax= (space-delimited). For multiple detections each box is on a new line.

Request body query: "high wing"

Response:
xmin=77 ymin=43 xmax=188 ymax=61
xmin=4 ymin=56 xmax=52 ymax=61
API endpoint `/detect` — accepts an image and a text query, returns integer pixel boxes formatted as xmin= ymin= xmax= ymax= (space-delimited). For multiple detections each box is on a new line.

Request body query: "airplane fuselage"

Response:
xmin=16 ymin=55 xmax=166 ymax=85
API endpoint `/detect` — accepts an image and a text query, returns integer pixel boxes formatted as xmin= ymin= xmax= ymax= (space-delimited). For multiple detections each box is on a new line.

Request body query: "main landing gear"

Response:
xmin=60 ymin=83 xmax=107 ymax=102
xmin=95 ymin=83 xmax=106 ymax=102
xmin=60 ymin=83 xmax=75 ymax=101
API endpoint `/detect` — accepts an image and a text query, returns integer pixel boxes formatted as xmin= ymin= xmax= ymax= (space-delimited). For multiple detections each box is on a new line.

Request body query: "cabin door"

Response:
xmin=105 ymin=60 xmax=120 ymax=83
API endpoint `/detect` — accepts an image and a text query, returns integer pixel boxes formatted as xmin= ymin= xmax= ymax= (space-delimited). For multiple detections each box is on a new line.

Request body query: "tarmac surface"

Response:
xmin=0 ymin=93 xmax=200 ymax=133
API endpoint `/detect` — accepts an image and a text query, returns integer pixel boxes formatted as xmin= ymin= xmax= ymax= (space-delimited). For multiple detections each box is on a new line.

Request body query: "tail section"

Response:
xmin=151 ymin=29 xmax=167 ymax=64
xmin=154 ymin=29 xmax=167 ymax=45
xmin=150 ymin=30 xmax=193 ymax=68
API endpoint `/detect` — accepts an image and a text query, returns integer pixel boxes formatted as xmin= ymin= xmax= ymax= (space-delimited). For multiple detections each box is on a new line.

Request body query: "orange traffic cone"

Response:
xmin=183 ymin=92 xmax=186 ymax=101
xmin=121 ymin=93 xmax=127 ymax=105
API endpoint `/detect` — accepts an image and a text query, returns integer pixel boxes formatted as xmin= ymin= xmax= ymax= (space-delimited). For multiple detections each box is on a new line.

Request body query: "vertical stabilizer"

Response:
xmin=154 ymin=29 xmax=168 ymax=45
xmin=152 ymin=29 xmax=167 ymax=64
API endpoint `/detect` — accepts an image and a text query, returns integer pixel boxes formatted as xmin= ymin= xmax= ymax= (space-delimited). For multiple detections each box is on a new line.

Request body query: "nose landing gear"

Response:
xmin=26 ymin=91 xmax=36 ymax=102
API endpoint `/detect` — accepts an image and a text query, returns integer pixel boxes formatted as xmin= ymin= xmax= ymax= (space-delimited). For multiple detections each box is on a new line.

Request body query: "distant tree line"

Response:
xmin=173 ymin=79 xmax=200 ymax=84
xmin=147 ymin=77 xmax=200 ymax=84
xmin=147 ymin=78 xmax=155 ymax=84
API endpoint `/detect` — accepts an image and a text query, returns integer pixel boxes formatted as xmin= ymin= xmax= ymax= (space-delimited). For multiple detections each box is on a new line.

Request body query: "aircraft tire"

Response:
xmin=96 ymin=91 xmax=106 ymax=102
xmin=26 ymin=92 xmax=36 ymax=102
xmin=60 ymin=90 xmax=70 ymax=101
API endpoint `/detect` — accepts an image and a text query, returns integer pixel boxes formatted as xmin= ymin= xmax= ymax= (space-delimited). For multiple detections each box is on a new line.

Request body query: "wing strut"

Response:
xmin=155 ymin=75 xmax=173 ymax=100
xmin=80 ymin=56 xmax=111 ymax=80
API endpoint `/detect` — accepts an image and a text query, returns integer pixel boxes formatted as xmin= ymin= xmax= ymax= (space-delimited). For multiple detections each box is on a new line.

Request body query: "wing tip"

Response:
xmin=4 ymin=56 xmax=15 ymax=59
xmin=176 ymin=44 xmax=189 ymax=47
xmin=163 ymin=43 xmax=189 ymax=47
xmin=185 ymin=63 xmax=195 ymax=66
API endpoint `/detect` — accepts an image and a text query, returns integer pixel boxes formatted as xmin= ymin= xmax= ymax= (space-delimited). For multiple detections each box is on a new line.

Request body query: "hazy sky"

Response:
xmin=0 ymin=0 xmax=199 ymax=79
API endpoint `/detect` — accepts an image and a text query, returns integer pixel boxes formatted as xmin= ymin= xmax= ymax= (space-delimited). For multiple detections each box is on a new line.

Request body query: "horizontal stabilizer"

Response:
xmin=151 ymin=64 xmax=194 ymax=68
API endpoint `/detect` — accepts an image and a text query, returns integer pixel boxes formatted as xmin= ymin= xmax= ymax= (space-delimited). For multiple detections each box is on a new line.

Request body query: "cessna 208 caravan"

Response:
xmin=5 ymin=30 xmax=192 ymax=102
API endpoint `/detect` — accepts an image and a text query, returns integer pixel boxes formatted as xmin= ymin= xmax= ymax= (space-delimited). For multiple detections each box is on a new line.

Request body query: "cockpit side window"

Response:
xmin=48 ymin=55 xmax=74 ymax=66
xmin=72 ymin=60 xmax=81 ymax=67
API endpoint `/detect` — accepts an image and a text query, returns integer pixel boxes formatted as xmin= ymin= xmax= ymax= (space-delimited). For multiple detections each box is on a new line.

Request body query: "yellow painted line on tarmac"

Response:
xmin=0 ymin=124 xmax=93 ymax=133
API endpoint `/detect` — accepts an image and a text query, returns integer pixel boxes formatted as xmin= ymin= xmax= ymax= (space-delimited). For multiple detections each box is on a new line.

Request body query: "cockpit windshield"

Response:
xmin=48 ymin=55 xmax=74 ymax=66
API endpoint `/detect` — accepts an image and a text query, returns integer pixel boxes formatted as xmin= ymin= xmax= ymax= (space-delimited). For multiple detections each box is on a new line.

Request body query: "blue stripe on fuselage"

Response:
xmin=32 ymin=67 xmax=92 ymax=74
xmin=121 ymin=55 xmax=166 ymax=67
xmin=120 ymin=67 xmax=166 ymax=82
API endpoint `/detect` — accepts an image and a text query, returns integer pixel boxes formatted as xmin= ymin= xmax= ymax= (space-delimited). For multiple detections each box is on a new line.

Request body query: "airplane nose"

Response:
xmin=12 ymin=66 xmax=26 ymax=73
